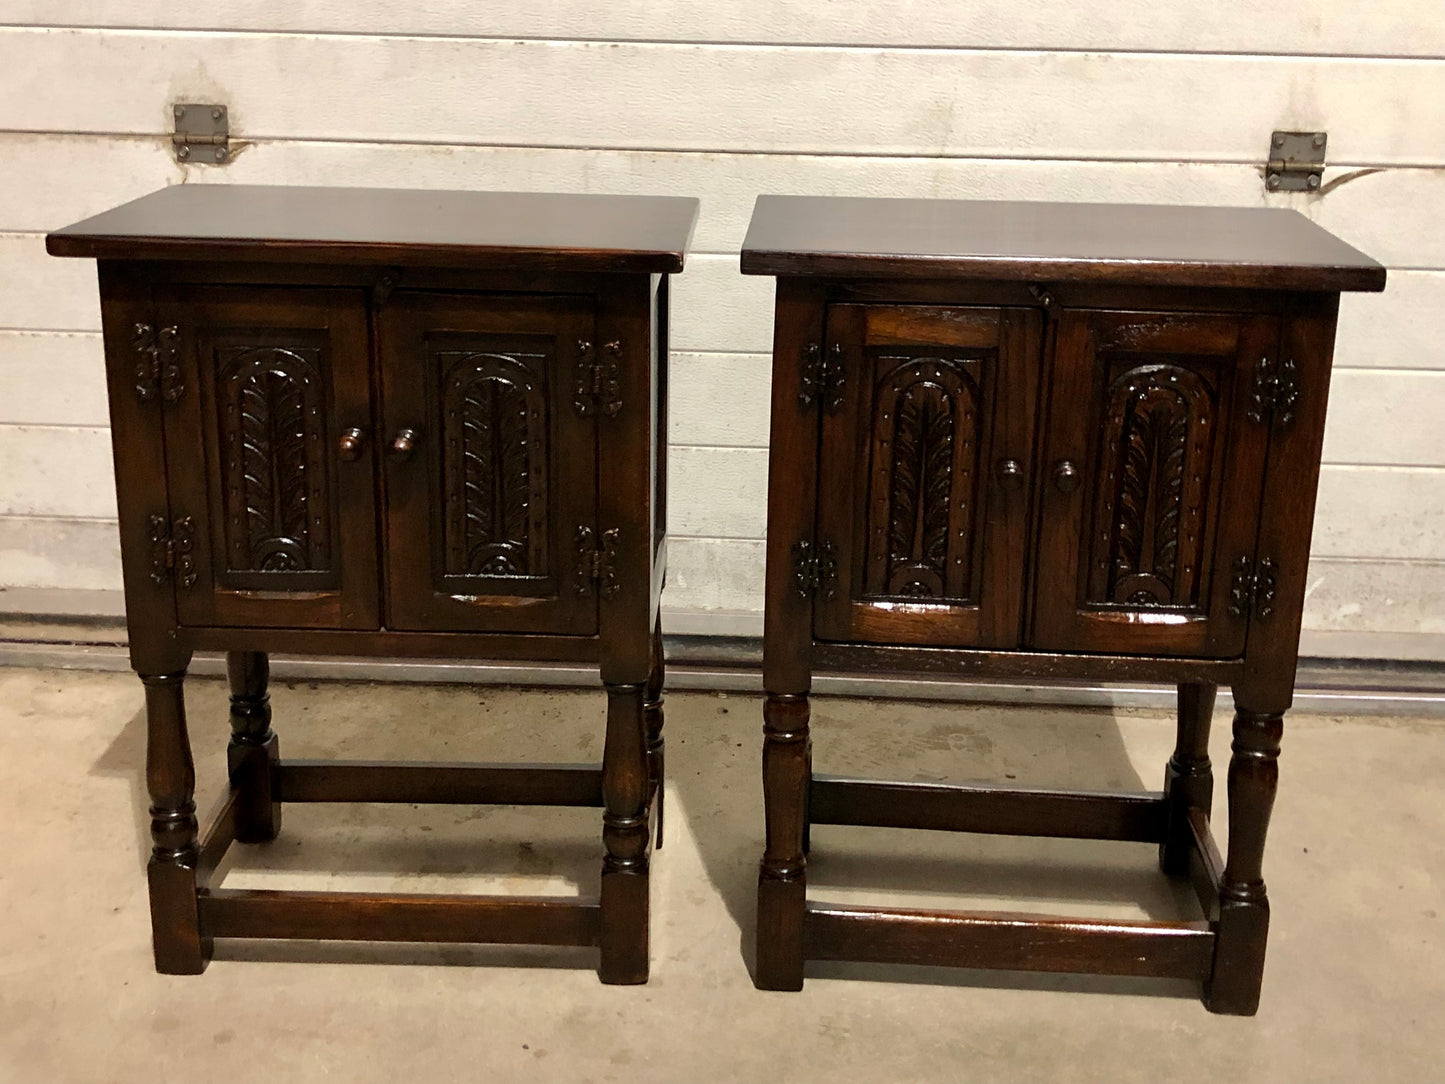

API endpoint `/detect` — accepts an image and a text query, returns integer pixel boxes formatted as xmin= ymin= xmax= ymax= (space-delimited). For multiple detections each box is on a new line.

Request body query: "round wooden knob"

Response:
xmin=389 ymin=428 xmax=420 ymax=460
xmin=995 ymin=458 xmax=1024 ymax=491
xmin=1052 ymin=460 xmax=1079 ymax=494
xmin=336 ymin=427 xmax=367 ymax=462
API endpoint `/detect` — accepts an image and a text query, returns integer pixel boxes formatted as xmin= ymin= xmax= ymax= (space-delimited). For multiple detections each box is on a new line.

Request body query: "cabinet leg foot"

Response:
xmin=599 ymin=682 xmax=650 ymax=984
xmin=142 ymin=669 xmax=210 ymax=974
xmin=1204 ymin=702 xmax=1283 ymax=1015
xmin=227 ymin=651 xmax=281 ymax=844
xmin=756 ymin=692 xmax=810 ymax=991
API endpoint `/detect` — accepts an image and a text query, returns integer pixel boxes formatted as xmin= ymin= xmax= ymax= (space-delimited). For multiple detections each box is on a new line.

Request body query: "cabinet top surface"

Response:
xmin=47 ymin=184 xmax=700 ymax=273
xmin=740 ymin=195 xmax=1385 ymax=291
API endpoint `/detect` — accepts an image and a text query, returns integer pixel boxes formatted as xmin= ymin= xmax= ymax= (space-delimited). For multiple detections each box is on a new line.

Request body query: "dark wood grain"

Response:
xmin=804 ymin=905 xmax=1215 ymax=979
xmin=809 ymin=777 xmax=1168 ymax=842
xmin=741 ymin=196 xmax=1385 ymax=291
xmin=68 ymin=184 xmax=683 ymax=983
xmin=747 ymin=195 xmax=1376 ymax=1012
xmin=199 ymin=890 xmax=601 ymax=946
xmin=49 ymin=185 xmax=699 ymax=273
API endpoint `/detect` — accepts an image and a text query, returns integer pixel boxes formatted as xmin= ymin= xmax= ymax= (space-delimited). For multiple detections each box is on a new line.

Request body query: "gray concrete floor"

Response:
xmin=1 ymin=667 xmax=1442 ymax=1082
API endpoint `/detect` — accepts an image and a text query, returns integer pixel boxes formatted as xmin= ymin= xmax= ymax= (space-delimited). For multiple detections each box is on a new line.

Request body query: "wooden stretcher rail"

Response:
xmin=277 ymin=760 xmax=605 ymax=806
xmin=809 ymin=776 xmax=1170 ymax=842
xmin=1187 ymin=807 xmax=1225 ymax=920
xmin=199 ymin=889 xmax=602 ymax=946
xmin=804 ymin=903 xmax=1215 ymax=979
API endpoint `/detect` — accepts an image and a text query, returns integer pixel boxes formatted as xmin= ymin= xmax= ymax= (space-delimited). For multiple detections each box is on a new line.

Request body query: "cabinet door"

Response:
xmin=814 ymin=304 xmax=1041 ymax=647
xmin=1031 ymin=310 xmax=1276 ymax=657
xmin=159 ymin=287 xmax=378 ymax=628
xmin=379 ymin=292 xmax=598 ymax=634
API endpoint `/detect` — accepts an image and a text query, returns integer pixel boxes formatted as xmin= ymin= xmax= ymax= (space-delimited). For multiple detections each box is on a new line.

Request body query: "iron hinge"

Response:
xmin=799 ymin=343 xmax=845 ymax=413
xmin=573 ymin=339 xmax=622 ymax=417
xmin=1228 ymin=556 xmax=1277 ymax=622
xmin=1246 ymin=355 xmax=1299 ymax=430
xmin=791 ymin=540 xmax=838 ymax=601
xmin=1266 ymin=130 xmax=1326 ymax=193
xmin=172 ymin=103 xmax=231 ymax=165
xmin=575 ymin=526 xmax=620 ymax=598
xmin=132 ymin=323 xmax=184 ymax=403
xmin=148 ymin=514 xmax=198 ymax=589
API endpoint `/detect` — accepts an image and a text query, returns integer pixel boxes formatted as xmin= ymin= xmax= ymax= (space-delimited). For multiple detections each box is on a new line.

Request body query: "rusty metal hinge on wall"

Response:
xmin=132 ymin=323 xmax=184 ymax=403
xmin=148 ymin=514 xmax=197 ymax=589
xmin=1246 ymin=355 xmax=1299 ymax=430
xmin=575 ymin=525 xmax=620 ymax=598
xmin=791 ymin=540 xmax=837 ymax=601
xmin=1266 ymin=130 xmax=1326 ymax=193
xmin=799 ymin=343 xmax=845 ymax=413
xmin=1227 ymin=556 xmax=1277 ymax=622
xmin=573 ymin=340 xmax=623 ymax=417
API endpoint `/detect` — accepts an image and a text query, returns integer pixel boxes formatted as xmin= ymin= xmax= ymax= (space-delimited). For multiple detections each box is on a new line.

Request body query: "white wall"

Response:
xmin=0 ymin=4 xmax=1442 ymax=656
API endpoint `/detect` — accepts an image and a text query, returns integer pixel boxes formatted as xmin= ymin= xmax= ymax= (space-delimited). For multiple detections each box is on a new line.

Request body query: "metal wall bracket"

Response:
xmin=173 ymin=104 xmax=230 ymax=164
xmin=1266 ymin=130 xmax=1326 ymax=192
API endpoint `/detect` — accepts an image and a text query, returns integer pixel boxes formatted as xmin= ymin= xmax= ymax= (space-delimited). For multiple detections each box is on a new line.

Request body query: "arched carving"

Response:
xmin=1090 ymin=362 xmax=1215 ymax=609
xmin=439 ymin=350 xmax=549 ymax=580
xmin=216 ymin=344 xmax=331 ymax=575
xmin=865 ymin=356 xmax=982 ymax=601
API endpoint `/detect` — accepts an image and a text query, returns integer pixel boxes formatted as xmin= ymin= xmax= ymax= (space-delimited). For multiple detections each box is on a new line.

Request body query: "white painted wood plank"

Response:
xmin=0 ymin=426 xmax=115 ymax=517
xmin=2 ymin=0 xmax=1439 ymax=56
xmin=667 ymin=447 xmax=768 ymax=539
xmin=669 ymin=352 xmax=771 ymax=448
xmin=662 ymin=538 xmax=766 ymax=614
xmin=671 ymin=256 xmax=775 ymax=355
xmin=0 ymin=332 xmax=108 ymax=425
xmin=1334 ymin=272 xmax=1445 ymax=371
xmin=1324 ymin=370 xmax=1445 ymax=468
xmin=1305 ymin=557 xmax=1445 ymax=636
xmin=0 ymin=234 xmax=99 ymax=331
xmin=1314 ymin=466 xmax=1445 ymax=561
xmin=3 ymin=30 xmax=1441 ymax=164
xmin=8 ymin=134 xmax=1443 ymax=269
xmin=0 ymin=515 xmax=121 ymax=590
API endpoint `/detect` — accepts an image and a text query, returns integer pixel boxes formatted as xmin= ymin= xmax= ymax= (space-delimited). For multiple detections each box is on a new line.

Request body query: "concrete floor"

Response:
xmin=1 ymin=667 xmax=1442 ymax=1082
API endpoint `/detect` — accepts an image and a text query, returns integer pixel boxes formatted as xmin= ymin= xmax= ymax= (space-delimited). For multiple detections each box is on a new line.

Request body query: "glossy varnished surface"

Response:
xmin=740 ymin=196 xmax=1385 ymax=290
xmin=48 ymin=185 xmax=700 ymax=272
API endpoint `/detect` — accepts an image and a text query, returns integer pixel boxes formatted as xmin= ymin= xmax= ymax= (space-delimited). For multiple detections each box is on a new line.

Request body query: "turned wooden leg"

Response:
xmin=141 ymin=670 xmax=209 ymax=974
xmin=1160 ymin=682 xmax=1217 ymax=876
xmin=756 ymin=692 xmax=811 ymax=991
xmin=599 ymin=681 xmax=651 ymax=984
xmin=1205 ymin=702 xmax=1284 ymax=1015
xmin=227 ymin=651 xmax=281 ymax=844
xmin=644 ymin=619 xmax=665 ymax=851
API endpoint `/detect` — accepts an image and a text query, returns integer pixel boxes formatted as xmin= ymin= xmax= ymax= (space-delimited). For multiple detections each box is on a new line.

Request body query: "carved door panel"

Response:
xmin=379 ymin=292 xmax=599 ymax=634
xmin=158 ymin=287 xmax=379 ymax=628
xmin=814 ymin=304 xmax=1041 ymax=647
xmin=1031 ymin=310 xmax=1277 ymax=657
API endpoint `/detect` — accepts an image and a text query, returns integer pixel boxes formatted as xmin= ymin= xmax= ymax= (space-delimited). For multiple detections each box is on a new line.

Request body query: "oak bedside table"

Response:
xmin=48 ymin=184 xmax=698 ymax=983
xmin=740 ymin=195 xmax=1383 ymax=1013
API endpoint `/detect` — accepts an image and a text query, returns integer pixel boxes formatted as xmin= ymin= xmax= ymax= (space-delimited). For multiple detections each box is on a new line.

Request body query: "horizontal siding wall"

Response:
xmin=0 ymin=11 xmax=1441 ymax=657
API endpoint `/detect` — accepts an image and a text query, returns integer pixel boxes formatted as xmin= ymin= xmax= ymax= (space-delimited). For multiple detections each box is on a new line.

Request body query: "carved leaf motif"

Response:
xmin=919 ymin=387 xmax=955 ymax=570
xmin=888 ymin=392 xmax=922 ymax=567
xmin=218 ymin=344 xmax=328 ymax=576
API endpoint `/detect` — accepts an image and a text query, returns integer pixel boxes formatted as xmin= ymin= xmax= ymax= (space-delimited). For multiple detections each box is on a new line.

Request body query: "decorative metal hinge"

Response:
xmin=573 ymin=340 xmax=623 ymax=417
xmin=575 ymin=525 xmax=621 ymax=598
xmin=799 ymin=343 xmax=845 ymax=413
xmin=1227 ymin=555 xmax=1277 ymax=622
xmin=132 ymin=323 xmax=184 ymax=403
xmin=1266 ymin=130 xmax=1326 ymax=193
xmin=172 ymin=103 xmax=230 ymax=165
xmin=1246 ymin=355 xmax=1299 ymax=430
xmin=148 ymin=514 xmax=197 ymax=589
xmin=790 ymin=540 xmax=837 ymax=601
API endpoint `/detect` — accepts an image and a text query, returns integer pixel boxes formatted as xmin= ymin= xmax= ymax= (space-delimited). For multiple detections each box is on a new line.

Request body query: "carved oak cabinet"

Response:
xmin=741 ymin=196 xmax=1384 ymax=1013
xmin=48 ymin=185 xmax=698 ymax=983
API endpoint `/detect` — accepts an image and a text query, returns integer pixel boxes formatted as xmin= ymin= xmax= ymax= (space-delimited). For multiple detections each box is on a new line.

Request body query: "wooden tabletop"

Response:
xmin=48 ymin=185 xmax=700 ymax=273
xmin=740 ymin=196 xmax=1385 ymax=291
